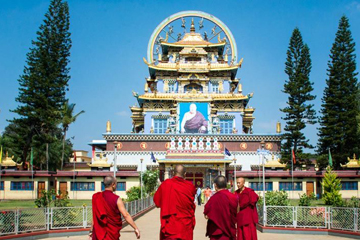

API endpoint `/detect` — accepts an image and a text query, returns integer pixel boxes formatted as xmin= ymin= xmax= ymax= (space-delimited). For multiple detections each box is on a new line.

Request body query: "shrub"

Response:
xmin=126 ymin=186 xmax=144 ymax=201
xmin=142 ymin=170 xmax=159 ymax=195
xmin=322 ymin=166 xmax=342 ymax=206
xmin=299 ymin=193 xmax=316 ymax=206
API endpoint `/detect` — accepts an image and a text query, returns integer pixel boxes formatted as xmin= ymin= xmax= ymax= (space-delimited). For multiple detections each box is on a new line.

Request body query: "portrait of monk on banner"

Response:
xmin=179 ymin=102 xmax=208 ymax=134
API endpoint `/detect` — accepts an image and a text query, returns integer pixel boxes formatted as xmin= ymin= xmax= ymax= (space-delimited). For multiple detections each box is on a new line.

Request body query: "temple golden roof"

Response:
xmin=265 ymin=155 xmax=286 ymax=168
xmin=341 ymin=154 xmax=360 ymax=168
xmin=143 ymin=57 xmax=242 ymax=72
xmin=160 ymin=26 xmax=226 ymax=48
xmin=0 ymin=152 xmax=21 ymax=167
xmin=88 ymin=153 xmax=112 ymax=168
xmin=137 ymin=92 xmax=253 ymax=102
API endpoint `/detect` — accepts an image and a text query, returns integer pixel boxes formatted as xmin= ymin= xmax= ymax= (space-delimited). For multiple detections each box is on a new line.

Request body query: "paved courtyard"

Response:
xmin=51 ymin=205 xmax=350 ymax=240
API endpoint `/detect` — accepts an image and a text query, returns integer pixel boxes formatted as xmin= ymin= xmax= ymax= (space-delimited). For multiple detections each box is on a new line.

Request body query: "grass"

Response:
xmin=0 ymin=200 xmax=92 ymax=209
xmin=289 ymin=199 xmax=328 ymax=206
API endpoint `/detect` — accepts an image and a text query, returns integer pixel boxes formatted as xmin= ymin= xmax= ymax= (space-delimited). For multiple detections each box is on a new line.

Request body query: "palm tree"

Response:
xmin=61 ymin=100 xmax=85 ymax=170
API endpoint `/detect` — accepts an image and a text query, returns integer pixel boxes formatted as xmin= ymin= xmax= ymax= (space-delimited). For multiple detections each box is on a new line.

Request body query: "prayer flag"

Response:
xmin=225 ymin=148 xmax=231 ymax=156
xmin=292 ymin=148 xmax=296 ymax=164
xmin=329 ymin=148 xmax=333 ymax=167
xmin=151 ymin=152 xmax=156 ymax=163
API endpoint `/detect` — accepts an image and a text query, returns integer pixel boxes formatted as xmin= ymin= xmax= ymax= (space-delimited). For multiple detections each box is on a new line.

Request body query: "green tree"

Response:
xmin=61 ymin=100 xmax=85 ymax=170
xmin=280 ymin=28 xmax=316 ymax=166
xmin=8 ymin=0 xmax=72 ymax=169
xmin=321 ymin=166 xmax=342 ymax=206
xmin=142 ymin=170 xmax=159 ymax=195
xmin=318 ymin=16 xmax=359 ymax=170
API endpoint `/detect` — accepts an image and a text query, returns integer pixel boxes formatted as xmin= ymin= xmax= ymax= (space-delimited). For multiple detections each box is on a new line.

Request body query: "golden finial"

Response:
xmin=144 ymin=83 xmax=148 ymax=93
xmin=238 ymin=83 xmax=242 ymax=93
xmin=106 ymin=120 xmax=111 ymax=133
xmin=276 ymin=121 xmax=281 ymax=133
xmin=190 ymin=18 xmax=195 ymax=33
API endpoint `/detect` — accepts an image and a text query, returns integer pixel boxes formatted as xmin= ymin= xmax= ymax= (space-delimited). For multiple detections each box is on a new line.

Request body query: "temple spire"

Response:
xmin=190 ymin=18 xmax=195 ymax=33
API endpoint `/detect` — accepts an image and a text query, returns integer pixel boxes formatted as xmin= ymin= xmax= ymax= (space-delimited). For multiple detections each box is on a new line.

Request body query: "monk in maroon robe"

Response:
xmin=235 ymin=177 xmax=259 ymax=240
xmin=204 ymin=175 xmax=237 ymax=240
xmin=91 ymin=176 xmax=140 ymax=240
xmin=154 ymin=164 xmax=196 ymax=240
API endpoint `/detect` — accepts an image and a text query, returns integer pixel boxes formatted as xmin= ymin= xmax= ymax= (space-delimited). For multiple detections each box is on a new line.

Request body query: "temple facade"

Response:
xmin=89 ymin=11 xmax=282 ymax=188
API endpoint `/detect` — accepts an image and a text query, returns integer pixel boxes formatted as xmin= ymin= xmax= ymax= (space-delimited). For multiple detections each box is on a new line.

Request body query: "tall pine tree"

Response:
xmin=9 ymin=0 xmax=71 ymax=170
xmin=318 ymin=16 xmax=359 ymax=170
xmin=280 ymin=28 xmax=316 ymax=166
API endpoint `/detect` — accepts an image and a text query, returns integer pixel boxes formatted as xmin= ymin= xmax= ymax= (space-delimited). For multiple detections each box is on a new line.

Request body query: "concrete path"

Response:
xmin=50 ymin=205 xmax=349 ymax=240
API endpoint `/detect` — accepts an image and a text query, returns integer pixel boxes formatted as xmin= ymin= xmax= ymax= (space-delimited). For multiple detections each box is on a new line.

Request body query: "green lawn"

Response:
xmin=289 ymin=199 xmax=328 ymax=206
xmin=0 ymin=200 xmax=92 ymax=209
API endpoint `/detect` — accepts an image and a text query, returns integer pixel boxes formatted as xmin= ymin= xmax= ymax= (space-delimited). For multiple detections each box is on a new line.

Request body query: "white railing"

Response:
xmin=0 ymin=196 xmax=154 ymax=236
xmin=258 ymin=205 xmax=360 ymax=232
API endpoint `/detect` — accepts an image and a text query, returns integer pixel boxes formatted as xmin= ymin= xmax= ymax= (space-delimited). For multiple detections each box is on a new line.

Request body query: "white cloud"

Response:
xmin=347 ymin=1 xmax=360 ymax=12
xmin=116 ymin=111 xmax=130 ymax=117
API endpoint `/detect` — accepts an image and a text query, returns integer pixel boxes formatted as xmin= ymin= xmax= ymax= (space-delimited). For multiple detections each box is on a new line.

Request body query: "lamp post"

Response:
xmin=140 ymin=158 xmax=143 ymax=201
xmin=233 ymin=158 xmax=237 ymax=192
xmin=257 ymin=140 xmax=269 ymax=226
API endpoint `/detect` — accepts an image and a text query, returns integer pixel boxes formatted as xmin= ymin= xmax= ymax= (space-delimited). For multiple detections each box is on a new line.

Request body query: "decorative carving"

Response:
xmin=265 ymin=143 xmax=273 ymax=150
xmin=140 ymin=142 xmax=148 ymax=149
xmin=240 ymin=142 xmax=248 ymax=150
xmin=177 ymin=137 xmax=183 ymax=150
xmin=184 ymin=137 xmax=191 ymax=150
xmin=191 ymin=137 xmax=197 ymax=151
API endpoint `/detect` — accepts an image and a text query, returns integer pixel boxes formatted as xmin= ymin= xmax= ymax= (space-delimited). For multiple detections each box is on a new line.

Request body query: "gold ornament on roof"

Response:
xmin=276 ymin=121 xmax=281 ymax=133
xmin=106 ymin=120 xmax=111 ymax=133
xmin=342 ymin=153 xmax=360 ymax=168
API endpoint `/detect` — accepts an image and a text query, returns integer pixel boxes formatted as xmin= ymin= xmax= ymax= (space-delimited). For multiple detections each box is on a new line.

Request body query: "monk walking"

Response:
xmin=204 ymin=175 xmax=237 ymax=240
xmin=154 ymin=164 xmax=196 ymax=240
xmin=235 ymin=177 xmax=259 ymax=240
xmin=91 ymin=176 xmax=140 ymax=240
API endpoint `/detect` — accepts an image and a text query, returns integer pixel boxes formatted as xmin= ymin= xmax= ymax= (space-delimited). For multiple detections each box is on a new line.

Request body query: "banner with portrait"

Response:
xmin=178 ymin=102 xmax=209 ymax=133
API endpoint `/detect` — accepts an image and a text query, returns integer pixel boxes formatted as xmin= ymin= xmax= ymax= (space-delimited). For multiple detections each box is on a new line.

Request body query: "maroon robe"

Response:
xmin=154 ymin=176 xmax=196 ymax=240
xmin=204 ymin=189 xmax=237 ymax=240
xmin=184 ymin=111 xmax=207 ymax=133
xmin=92 ymin=190 xmax=122 ymax=240
xmin=235 ymin=187 xmax=259 ymax=240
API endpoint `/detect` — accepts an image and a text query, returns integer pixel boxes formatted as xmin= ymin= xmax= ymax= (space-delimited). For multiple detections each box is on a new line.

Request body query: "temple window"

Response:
xmin=168 ymin=83 xmax=175 ymax=93
xmin=220 ymin=119 xmax=233 ymax=134
xmin=279 ymin=182 xmax=303 ymax=191
xmin=341 ymin=181 xmax=358 ymax=190
xmin=212 ymin=83 xmax=219 ymax=93
xmin=0 ymin=181 xmax=3 ymax=190
xmin=154 ymin=118 xmax=168 ymax=133
xmin=249 ymin=182 xmax=273 ymax=191
xmin=10 ymin=181 xmax=34 ymax=191
xmin=71 ymin=182 xmax=95 ymax=191
xmin=184 ymin=83 xmax=203 ymax=92
xmin=102 ymin=182 xmax=126 ymax=191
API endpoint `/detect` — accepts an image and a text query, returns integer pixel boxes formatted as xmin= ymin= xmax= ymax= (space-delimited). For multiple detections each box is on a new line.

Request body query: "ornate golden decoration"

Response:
xmin=240 ymin=143 xmax=248 ymax=150
xmin=106 ymin=120 xmax=111 ymax=133
xmin=140 ymin=142 xmax=148 ymax=150
xmin=265 ymin=143 xmax=273 ymax=150
xmin=116 ymin=142 xmax=123 ymax=150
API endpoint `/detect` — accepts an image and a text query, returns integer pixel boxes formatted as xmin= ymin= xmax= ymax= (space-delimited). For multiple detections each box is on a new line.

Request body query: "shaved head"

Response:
xmin=104 ymin=176 xmax=116 ymax=188
xmin=236 ymin=177 xmax=245 ymax=190
xmin=174 ymin=164 xmax=186 ymax=177
xmin=214 ymin=175 xmax=227 ymax=189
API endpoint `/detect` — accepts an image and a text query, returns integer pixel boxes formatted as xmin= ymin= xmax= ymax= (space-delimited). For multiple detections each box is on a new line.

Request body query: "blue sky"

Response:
xmin=0 ymin=0 xmax=360 ymax=153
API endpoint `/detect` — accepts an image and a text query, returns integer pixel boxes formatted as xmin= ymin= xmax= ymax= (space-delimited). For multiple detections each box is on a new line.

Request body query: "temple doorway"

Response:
xmin=185 ymin=172 xmax=204 ymax=188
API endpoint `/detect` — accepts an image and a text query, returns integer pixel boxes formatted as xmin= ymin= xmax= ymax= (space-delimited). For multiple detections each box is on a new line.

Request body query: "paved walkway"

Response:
xmin=51 ymin=205 xmax=349 ymax=240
